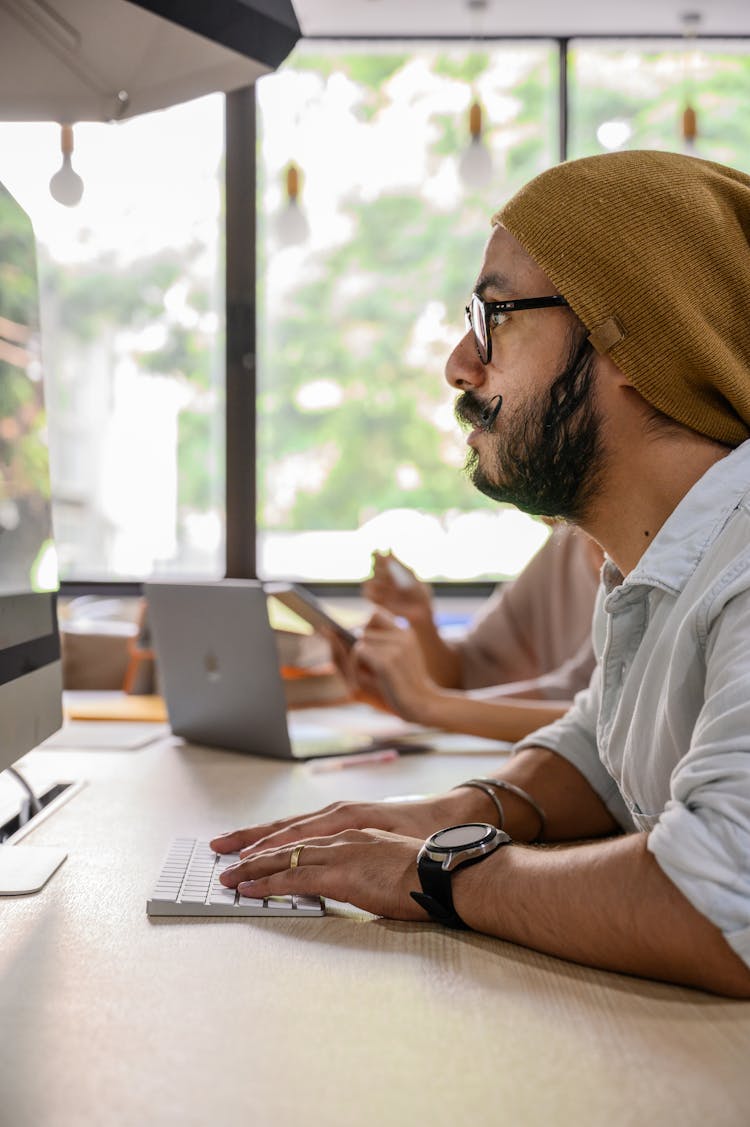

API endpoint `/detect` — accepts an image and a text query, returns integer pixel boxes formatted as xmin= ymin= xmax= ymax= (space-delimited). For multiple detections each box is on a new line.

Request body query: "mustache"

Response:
xmin=454 ymin=390 xmax=502 ymax=431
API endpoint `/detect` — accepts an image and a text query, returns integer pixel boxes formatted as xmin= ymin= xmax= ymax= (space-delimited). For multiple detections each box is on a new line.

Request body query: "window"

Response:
xmin=3 ymin=37 xmax=747 ymax=588
xmin=256 ymin=41 xmax=559 ymax=583
xmin=568 ymin=39 xmax=750 ymax=167
xmin=0 ymin=95 xmax=225 ymax=582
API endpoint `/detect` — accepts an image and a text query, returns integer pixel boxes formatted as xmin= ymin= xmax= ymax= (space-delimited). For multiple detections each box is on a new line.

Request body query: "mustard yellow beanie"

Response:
xmin=495 ymin=150 xmax=750 ymax=447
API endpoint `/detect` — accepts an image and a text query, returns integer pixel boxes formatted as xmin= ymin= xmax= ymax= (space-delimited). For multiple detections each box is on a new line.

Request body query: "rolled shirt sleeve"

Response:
xmin=648 ymin=580 xmax=750 ymax=966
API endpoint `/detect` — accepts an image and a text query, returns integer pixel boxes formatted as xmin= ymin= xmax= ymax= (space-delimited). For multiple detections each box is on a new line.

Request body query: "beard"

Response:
xmin=454 ymin=329 xmax=605 ymax=521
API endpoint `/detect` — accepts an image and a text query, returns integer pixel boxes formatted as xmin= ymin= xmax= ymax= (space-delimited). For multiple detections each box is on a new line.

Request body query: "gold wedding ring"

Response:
xmin=289 ymin=843 xmax=305 ymax=870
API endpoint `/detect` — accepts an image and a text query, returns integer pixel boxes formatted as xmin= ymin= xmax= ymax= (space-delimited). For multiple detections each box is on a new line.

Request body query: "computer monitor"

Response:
xmin=0 ymin=179 xmax=65 ymax=894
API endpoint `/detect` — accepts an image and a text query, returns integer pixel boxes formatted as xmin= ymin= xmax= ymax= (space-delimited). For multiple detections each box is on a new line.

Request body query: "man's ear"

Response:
xmin=594 ymin=351 xmax=662 ymax=431
xmin=594 ymin=350 xmax=632 ymax=390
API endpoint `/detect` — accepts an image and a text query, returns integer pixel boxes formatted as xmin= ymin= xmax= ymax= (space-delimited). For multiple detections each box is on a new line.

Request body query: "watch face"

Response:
xmin=430 ymin=823 xmax=495 ymax=851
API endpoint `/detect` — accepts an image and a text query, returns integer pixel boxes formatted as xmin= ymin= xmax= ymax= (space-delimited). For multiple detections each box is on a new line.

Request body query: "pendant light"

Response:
xmin=274 ymin=162 xmax=309 ymax=247
xmin=458 ymin=0 xmax=492 ymax=190
xmin=459 ymin=99 xmax=493 ymax=189
xmin=681 ymin=11 xmax=701 ymax=152
xmin=49 ymin=124 xmax=84 ymax=207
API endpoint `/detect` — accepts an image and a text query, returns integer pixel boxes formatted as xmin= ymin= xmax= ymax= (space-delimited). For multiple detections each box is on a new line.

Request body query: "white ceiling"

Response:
xmin=292 ymin=0 xmax=750 ymax=39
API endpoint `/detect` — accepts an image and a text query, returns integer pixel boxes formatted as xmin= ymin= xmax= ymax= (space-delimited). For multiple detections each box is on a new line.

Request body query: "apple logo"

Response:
xmin=203 ymin=650 xmax=220 ymax=683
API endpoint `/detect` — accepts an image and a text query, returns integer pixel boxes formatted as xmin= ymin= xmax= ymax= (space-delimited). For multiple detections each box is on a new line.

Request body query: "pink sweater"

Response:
xmin=456 ymin=526 xmax=600 ymax=701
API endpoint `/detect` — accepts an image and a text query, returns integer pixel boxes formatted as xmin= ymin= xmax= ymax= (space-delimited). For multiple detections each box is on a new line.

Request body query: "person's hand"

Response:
xmin=322 ymin=626 xmax=392 ymax=713
xmin=353 ymin=609 xmax=441 ymax=724
xmin=210 ymin=789 xmax=479 ymax=860
xmin=362 ymin=551 xmax=433 ymax=629
xmin=217 ymin=827 xmax=430 ymax=921
xmin=210 ymin=789 xmax=499 ymax=917
xmin=324 ymin=610 xmax=442 ymax=721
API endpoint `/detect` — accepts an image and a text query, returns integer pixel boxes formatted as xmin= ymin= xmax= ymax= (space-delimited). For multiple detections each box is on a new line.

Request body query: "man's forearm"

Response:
xmin=478 ymin=746 xmax=620 ymax=842
xmin=452 ymin=832 xmax=750 ymax=997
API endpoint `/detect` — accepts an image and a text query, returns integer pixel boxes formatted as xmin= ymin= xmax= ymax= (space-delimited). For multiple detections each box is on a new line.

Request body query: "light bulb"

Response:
xmin=596 ymin=120 xmax=632 ymax=151
xmin=49 ymin=124 xmax=84 ymax=207
xmin=49 ymin=155 xmax=84 ymax=206
xmin=274 ymin=200 xmax=310 ymax=247
xmin=459 ymin=137 xmax=493 ymax=190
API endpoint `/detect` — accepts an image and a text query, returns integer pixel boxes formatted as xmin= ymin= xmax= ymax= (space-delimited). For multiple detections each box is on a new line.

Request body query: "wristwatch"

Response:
xmin=410 ymin=822 xmax=512 ymax=930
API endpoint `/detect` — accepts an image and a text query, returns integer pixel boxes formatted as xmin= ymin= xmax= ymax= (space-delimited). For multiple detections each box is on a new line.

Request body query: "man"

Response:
xmin=214 ymin=150 xmax=750 ymax=997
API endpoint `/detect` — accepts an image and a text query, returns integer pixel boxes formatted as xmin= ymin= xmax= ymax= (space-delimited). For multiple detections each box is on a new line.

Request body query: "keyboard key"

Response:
xmin=237 ymin=894 xmax=265 ymax=908
xmin=265 ymin=896 xmax=296 ymax=913
xmin=294 ymin=896 xmax=325 ymax=913
xmin=208 ymin=888 xmax=238 ymax=906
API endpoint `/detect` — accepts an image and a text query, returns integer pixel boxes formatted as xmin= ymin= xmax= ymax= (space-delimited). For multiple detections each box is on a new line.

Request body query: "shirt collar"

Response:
xmin=604 ymin=439 xmax=750 ymax=598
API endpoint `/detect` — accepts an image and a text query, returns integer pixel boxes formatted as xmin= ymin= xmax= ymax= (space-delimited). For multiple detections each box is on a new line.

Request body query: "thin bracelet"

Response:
xmin=452 ymin=781 xmax=504 ymax=830
xmin=464 ymin=777 xmax=546 ymax=843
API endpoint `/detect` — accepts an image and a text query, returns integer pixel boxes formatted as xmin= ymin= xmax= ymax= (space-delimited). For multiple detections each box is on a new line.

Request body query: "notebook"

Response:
xmin=143 ymin=580 xmax=370 ymax=760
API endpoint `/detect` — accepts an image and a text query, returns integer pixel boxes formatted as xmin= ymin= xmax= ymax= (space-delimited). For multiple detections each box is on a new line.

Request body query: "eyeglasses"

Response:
xmin=464 ymin=292 xmax=569 ymax=364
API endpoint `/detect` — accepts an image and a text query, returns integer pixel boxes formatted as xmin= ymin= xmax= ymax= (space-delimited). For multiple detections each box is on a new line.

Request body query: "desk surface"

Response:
xmin=2 ymin=735 xmax=750 ymax=1127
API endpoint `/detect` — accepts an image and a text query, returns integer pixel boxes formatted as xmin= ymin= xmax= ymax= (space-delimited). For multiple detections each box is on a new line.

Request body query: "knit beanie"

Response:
xmin=495 ymin=150 xmax=750 ymax=447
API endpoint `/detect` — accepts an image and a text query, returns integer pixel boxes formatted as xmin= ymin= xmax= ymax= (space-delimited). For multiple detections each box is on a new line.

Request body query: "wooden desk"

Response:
xmin=2 ymin=737 xmax=749 ymax=1127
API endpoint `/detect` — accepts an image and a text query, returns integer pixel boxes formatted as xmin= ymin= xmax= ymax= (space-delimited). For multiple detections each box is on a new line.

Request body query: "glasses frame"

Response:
xmin=465 ymin=292 xmax=569 ymax=364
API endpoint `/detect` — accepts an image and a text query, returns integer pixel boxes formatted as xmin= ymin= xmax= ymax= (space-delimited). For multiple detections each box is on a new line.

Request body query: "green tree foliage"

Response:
xmin=569 ymin=46 xmax=750 ymax=169
xmin=43 ymin=251 xmax=184 ymax=342
xmin=41 ymin=242 xmax=221 ymax=516
xmin=258 ymin=46 xmax=557 ymax=536
xmin=260 ymin=191 xmax=490 ymax=529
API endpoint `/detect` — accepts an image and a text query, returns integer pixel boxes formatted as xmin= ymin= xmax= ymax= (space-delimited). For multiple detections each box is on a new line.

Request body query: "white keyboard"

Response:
xmin=146 ymin=838 xmax=325 ymax=918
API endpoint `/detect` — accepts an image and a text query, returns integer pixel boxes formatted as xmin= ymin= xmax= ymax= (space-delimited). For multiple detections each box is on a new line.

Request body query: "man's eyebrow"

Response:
xmin=473 ymin=272 xmax=516 ymax=299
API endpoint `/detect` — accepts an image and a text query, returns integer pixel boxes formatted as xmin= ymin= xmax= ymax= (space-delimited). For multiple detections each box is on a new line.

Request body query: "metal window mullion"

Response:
xmin=558 ymin=38 xmax=569 ymax=163
xmin=225 ymin=84 xmax=257 ymax=579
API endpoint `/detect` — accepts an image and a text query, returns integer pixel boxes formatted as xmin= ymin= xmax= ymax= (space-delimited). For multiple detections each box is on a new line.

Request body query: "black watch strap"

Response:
xmin=410 ymin=890 xmax=466 ymax=929
xmin=410 ymin=853 xmax=487 ymax=930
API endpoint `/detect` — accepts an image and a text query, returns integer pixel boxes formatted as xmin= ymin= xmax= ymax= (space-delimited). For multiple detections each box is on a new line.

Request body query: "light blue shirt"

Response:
xmin=516 ymin=439 xmax=750 ymax=968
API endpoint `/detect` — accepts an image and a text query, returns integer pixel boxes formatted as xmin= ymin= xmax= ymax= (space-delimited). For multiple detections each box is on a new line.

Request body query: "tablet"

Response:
xmin=264 ymin=582 xmax=358 ymax=648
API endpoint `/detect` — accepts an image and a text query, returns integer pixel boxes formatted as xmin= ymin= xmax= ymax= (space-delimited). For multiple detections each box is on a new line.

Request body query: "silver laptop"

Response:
xmin=144 ymin=580 xmax=369 ymax=760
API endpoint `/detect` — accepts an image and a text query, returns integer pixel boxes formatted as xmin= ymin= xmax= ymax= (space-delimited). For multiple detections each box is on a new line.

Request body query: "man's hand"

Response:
xmin=210 ymin=791 xmax=489 ymax=923
xmin=210 ymin=791 xmax=483 ymax=859
xmin=217 ymin=827 xmax=431 ymax=921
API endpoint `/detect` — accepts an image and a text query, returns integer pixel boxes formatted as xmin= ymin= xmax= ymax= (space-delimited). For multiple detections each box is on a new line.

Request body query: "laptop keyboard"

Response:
xmin=146 ymin=837 xmax=325 ymax=917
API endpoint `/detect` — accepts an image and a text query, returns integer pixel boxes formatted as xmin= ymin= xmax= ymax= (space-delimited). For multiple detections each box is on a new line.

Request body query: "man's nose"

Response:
xmin=445 ymin=329 xmax=485 ymax=391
